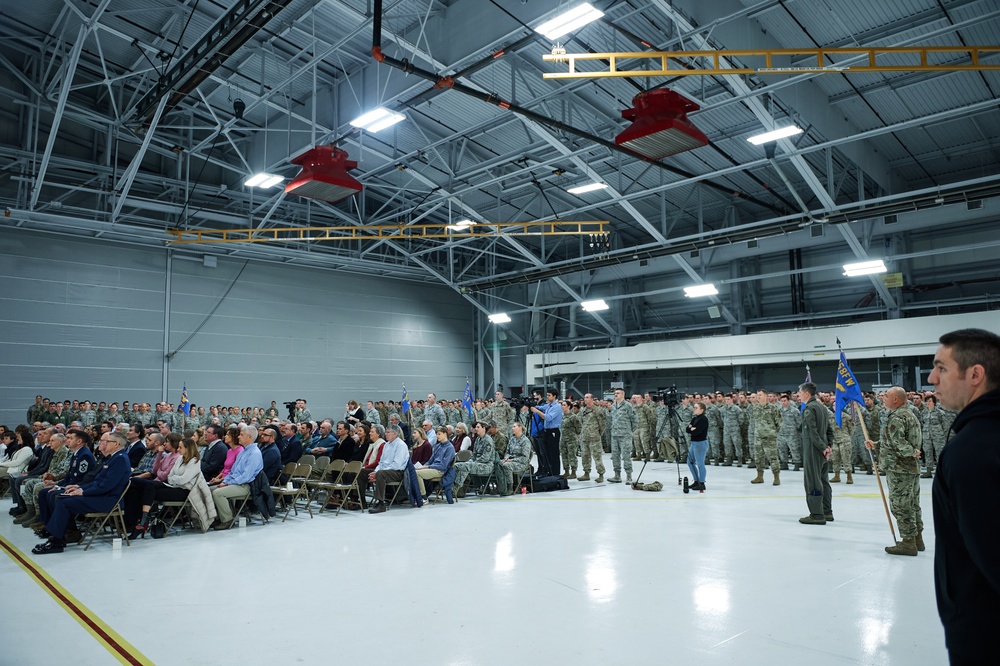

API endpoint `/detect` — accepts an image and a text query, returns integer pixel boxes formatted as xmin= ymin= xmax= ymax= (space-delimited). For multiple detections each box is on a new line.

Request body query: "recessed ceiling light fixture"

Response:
xmin=350 ymin=107 xmax=405 ymax=133
xmin=535 ymin=3 xmax=604 ymax=40
xmin=684 ymin=283 xmax=719 ymax=298
xmin=567 ymin=182 xmax=608 ymax=195
xmin=843 ymin=260 xmax=887 ymax=276
xmin=488 ymin=312 xmax=512 ymax=324
xmin=581 ymin=299 xmax=609 ymax=312
xmin=245 ymin=173 xmax=283 ymax=188
xmin=447 ymin=219 xmax=475 ymax=231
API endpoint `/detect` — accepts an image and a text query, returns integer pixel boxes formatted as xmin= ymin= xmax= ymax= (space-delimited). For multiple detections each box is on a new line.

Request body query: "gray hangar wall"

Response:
xmin=0 ymin=228 xmax=474 ymax=426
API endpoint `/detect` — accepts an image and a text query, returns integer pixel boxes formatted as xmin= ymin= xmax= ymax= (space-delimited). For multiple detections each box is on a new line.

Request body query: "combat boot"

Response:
xmin=772 ymin=471 xmax=780 ymax=486
xmin=750 ymin=470 xmax=764 ymax=484
xmin=793 ymin=462 xmax=801 ymax=472
xmin=577 ymin=472 xmax=591 ymax=481
xmin=13 ymin=508 xmax=37 ymax=525
xmin=780 ymin=462 xmax=789 ymax=471
xmin=920 ymin=470 xmax=932 ymax=479
xmin=831 ymin=471 xmax=842 ymax=483
xmin=571 ymin=468 xmax=577 ymax=479
xmin=885 ymin=537 xmax=918 ymax=556
xmin=915 ymin=531 xmax=926 ymax=552
xmin=595 ymin=474 xmax=604 ymax=483
xmin=846 ymin=470 xmax=854 ymax=484
xmin=608 ymin=474 xmax=622 ymax=483
xmin=722 ymin=457 xmax=733 ymax=467
xmin=625 ymin=474 xmax=632 ymax=484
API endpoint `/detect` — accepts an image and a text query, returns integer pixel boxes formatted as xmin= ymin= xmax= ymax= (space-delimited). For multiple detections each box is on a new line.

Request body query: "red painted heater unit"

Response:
xmin=284 ymin=146 xmax=362 ymax=203
xmin=615 ymin=90 xmax=709 ymax=160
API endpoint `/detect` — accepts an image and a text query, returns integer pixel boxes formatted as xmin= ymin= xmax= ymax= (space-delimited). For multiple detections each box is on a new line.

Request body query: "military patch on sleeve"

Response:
xmin=78 ymin=460 xmax=90 ymax=473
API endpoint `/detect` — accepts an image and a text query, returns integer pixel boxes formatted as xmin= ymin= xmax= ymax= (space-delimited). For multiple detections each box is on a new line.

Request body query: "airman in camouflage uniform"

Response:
xmin=920 ymin=395 xmax=955 ymax=477
xmin=609 ymin=389 xmax=638 ymax=483
xmin=79 ymin=401 xmax=97 ymax=427
xmin=741 ymin=394 xmax=753 ymax=466
xmin=14 ymin=433 xmax=72 ymax=525
xmin=489 ymin=421 xmax=509 ymax=458
xmin=867 ymin=386 xmax=923 ymax=556
xmin=489 ymin=392 xmax=516 ymax=435
xmin=365 ymin=401 xmax=382 ymax=425
xmin=675 ymin=397 xmax=693 ymax=462
xmin=447 ymin=402 xmax=463 ymax=428
xmin=559 ymin=401 xmax=581 ymax=477
xmin=501 ymin=422 xmax=533 ymax=492
xmin=453 ymin=423 xmax=496 ymax=497
xmin=720 ymin=395 xmax=744 ymax=466
xmin=778 ymin=395 xmax=802 ymax=470
xmin=576 ymin=394 xmax=606 ymax=482
xmin=294 ymin=399 xmax=312 ymax=424
xmin=828 ymin=403 xmax=856 ymax=484
xmin=707 ymin=396 xmax=723 ymax=464
xmin=631 ymin=395 xmax=654 ymax=462
xmin=750 ymin=390 xmax=783 ymax=485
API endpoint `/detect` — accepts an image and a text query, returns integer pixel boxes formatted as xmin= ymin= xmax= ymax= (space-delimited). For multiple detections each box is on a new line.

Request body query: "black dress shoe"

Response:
xmin=32 ymin=539 xmax=65 ymax=555
xmin=34 ymin=528 xmax=52 ymax=539
xmin=368 ymin=502 xmax=387 ymax=514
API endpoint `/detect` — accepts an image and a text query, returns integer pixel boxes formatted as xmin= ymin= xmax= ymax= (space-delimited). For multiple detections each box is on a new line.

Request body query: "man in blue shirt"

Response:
xmin=368 ymin=428 xmax=409 ymax=513
xmin=531 ymin=388 xmax=562 ymax=477
xmin=305 ymin=420 xmax=337 ymax=455
xmin=32 ymin=431 xmax=130 ymax=554
xmin=415 ymin=427 xmax=457 ymax=499
xmin=211 ymin=425 xmax=264 ymax=529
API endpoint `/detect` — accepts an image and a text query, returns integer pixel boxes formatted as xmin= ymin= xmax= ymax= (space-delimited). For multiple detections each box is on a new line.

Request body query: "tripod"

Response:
xmin=632 ymin=402 xmax=687 ymax=491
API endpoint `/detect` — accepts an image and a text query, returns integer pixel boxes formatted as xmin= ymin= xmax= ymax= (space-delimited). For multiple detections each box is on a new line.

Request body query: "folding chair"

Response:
xmin=319 ymin=460 xmax=362 ymax=515
xmin=80 ymin=481 xmax=132 ymax=551
xmin=297 ymin=454 xmax=316 ymax=467
xmin=466 ymin=464 xmax=500 ymax=499
xmin=309 ymin=456 xmax=330 ymax=480
xmin=270 ymin=463 xmax=313 ymax=522
xmin=305 ymin=459 xmax=344 ymax=512
xmin=161 ymin=497 xmax=192 ymax=533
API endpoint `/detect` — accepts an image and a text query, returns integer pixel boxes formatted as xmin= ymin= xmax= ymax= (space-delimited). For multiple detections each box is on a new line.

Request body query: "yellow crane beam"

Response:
xmin=165 ymin=220 xmax=609 ymax=245
xmin=541 ymin=46 xmax=1000 ymax=79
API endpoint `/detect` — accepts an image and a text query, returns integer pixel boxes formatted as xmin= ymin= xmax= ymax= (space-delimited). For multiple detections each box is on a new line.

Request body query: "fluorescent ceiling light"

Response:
xmin=245 ymin=173 xmax=282 ymax=188
xmin=747 ymin=125 xmax=803 ymax=145
xmin=567 ymin=182 xmax=608 ymax=195
xmin=535 ymin=3 xmax=604 ymax=40
xmin=488 ymin=312 xmax=512 ymax=324
xmin=581 ymin=299 xmax=609 ymax=312
xmin=350 ymin=107 xmax=405 ymax=132
xmin=447 ymin=219 xmax=475 ymax=231
xmin=684 ymin=283 xmax=719 ymax=298
xmin=843 ymin=260 xmax=887 ymax=276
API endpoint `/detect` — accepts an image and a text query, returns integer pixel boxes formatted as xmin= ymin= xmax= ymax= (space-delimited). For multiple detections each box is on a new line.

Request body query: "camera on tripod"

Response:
xmin=283 ymin=401 xmax=296 ymax=419
xmin=651 ymin=386 xmax=683 ymax=407
xmin=510 ymin=392 xmax=542 ymax=413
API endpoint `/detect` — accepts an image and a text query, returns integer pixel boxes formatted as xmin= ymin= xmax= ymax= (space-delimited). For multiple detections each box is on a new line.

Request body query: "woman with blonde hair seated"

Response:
xmin=126 ymin=437 xmax=216 ymax=537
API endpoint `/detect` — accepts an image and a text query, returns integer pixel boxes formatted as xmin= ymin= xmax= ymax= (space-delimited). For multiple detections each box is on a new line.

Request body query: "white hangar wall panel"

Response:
xmin=526 ymin=312 xmax=1000 ymax=386
xmin=0 ymin=227 xmax=473 ymax=425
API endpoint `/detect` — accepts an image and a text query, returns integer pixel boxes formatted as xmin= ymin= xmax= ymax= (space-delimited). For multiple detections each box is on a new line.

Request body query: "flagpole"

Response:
xmin=853 ymin=400 xmax=898 ymax=543
xmin=836 ymin=338 xmax=897 ymax=543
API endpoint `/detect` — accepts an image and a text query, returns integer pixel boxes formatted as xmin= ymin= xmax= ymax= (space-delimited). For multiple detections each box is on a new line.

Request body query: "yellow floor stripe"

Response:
xmin=0 ymin=534 xmax=153 ymax=666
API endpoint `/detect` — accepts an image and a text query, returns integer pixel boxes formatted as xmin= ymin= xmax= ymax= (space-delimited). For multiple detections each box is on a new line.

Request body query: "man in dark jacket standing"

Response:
xmin=797 ymin=382 xmax=833 ymax=525
xmin=928 ymin=328 xmax=1000 ymax=665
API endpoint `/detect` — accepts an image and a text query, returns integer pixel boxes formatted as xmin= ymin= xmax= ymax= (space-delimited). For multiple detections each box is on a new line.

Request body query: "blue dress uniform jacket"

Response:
xmin=45 ymin=449 xmax=131 ymax=541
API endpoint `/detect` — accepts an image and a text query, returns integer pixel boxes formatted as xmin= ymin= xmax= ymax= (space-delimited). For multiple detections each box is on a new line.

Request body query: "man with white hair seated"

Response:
xmin=210 ymin=425 xmax=263 ymax=530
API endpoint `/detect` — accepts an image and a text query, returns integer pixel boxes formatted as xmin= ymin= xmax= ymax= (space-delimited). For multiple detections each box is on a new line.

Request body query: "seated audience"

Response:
xmin=367 ymin=428 xmax=409 ymax=514
xmin=414 ymin=427 xmax=456 ymax=500
xmin=210 ymin=426 xmax=263 ymax=530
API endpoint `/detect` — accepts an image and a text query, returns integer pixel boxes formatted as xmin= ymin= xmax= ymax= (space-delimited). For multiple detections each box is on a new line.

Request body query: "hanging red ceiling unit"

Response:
xmin=285 ymin=145 xmax=362 ymax=203
xmin=615 ymin=90 xmax=709 ymax=160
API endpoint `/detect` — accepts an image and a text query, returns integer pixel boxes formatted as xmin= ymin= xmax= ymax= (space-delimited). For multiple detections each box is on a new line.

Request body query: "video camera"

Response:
xmin=510 ymin=392 xmax=543 ymax=414
xmin=283 ymin=401 xmax=296 ymax=419
xmin=650 ymin=386 xmax=683 ymax=408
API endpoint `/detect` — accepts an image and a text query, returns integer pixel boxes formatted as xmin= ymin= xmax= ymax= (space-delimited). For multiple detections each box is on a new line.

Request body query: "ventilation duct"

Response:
xmin=285 ymin=146 xmax=362 ymax=203
xmin=616 ymin=90 xmax=709 ymax=160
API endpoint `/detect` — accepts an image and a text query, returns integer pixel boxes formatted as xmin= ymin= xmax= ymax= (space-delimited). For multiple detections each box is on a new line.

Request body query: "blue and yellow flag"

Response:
xmin=401 ymin=385 xmax=410 ymax=414
xmin=180 ymin=385 xmax=191 ymax=417
xmin=462 ymin=380 xmax=474 ymax=418
xmin=834 ymin=352 xmax=864 ymax=426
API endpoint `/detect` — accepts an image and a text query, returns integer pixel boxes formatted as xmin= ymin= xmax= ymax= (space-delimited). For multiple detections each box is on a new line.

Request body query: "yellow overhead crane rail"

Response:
xmin=165 ymin=220 xmax=609 ymax=245
xmin=541 ymin=46 xmax=1000 ymax=79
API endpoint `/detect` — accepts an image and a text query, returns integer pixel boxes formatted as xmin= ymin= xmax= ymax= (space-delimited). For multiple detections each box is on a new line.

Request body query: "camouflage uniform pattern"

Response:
xmin=454 ymin=434 xmax=496 ymax=490
xmin=22 ymin=445 xmax=72 ymax=509
xmin=923 ymin=406 xmax=955 ymax=472
xmin=751 ymin=401 xmax=782 ymax=473
xmin=721 ymin=403 xmax=744 ymax=463
xmin=424 ymin=403 xmax=446 ymax=428
xmin=778 ymin=403 xmax=802 ymax=465
xmin=501 ymin=434 xmax=532 ymax=489
xmin=79 ymin=409 xmax=97 ymax=426
xmin=490 ymin=401 xmax=516 ymax=434
xmin=881 ymin=407 xmax=923 ymax=539
xmin=610 ymin=399 xmax=638 ymax=475
xmin=828 ymin=406 xmax=855 ymax=473
xmin=577 ymin=405 xmax=606 ymax=475
xmin=492 ymin=430 xmax=509 ymax=458
xmin=707 ymin=403 xmax=723 ymax=462
xmin=676 ymin=403 xmax=694 ymax=461
xmin=560 ymin=411 xmax=581 ymax=472
xmin=634 ymin=402 xmax=656 ymax=460
xmin=294 ymin=407 xmax=313 ymax=424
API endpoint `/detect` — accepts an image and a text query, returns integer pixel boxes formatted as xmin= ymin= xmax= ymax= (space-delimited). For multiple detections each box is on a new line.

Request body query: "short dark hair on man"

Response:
xmin=206 ymin=424 xmax=225 ymax=439
xmin=798 ymin=382 xmax=817 ymax=397
xmin=132 ymin=422 xmax=145 ymax=436
xmin=547 ymin=388 xmax=558 ymax=398
xmin=69 ymin=428 xmax=93 ymax=447
xmin=939 ymin=328 xmax=1000 ymax=390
